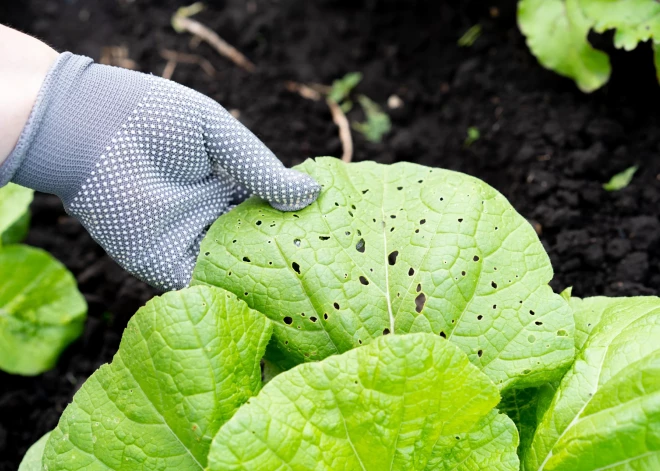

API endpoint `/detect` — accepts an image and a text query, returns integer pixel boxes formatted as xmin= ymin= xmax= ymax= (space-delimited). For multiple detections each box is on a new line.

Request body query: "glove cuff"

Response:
xmin=0 ymin=52 xmax=150 ymax=201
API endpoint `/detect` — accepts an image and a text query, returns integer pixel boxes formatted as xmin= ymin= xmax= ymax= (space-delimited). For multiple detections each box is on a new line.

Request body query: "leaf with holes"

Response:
xmin=0 ymin=182 xmax=33 ymax=246
xmin=0 ymin=245 xmax=86 ymax=375
xmin=523 ymin=296 xmax=660 ymax=470
xmin=193 ymin=157 xmax=574 ymax=391
xmin=43 ymin=286 xmax=272 ymax=471
xmin=208 ymin=333 xmax=517 ymax=471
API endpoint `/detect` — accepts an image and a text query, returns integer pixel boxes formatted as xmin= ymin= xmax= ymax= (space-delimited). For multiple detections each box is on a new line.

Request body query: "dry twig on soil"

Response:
xmin=160 ymin=48 xmax=216 ymax=80
xmin=171 ymin=3 xmax=256 ymax=73
xmin=100 ymin=46 xmax=137 ymax=70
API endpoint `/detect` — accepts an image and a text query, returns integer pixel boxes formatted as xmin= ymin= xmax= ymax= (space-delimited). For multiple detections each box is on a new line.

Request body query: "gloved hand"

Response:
xmin=0 ymin=52 xmax=320 ymax=290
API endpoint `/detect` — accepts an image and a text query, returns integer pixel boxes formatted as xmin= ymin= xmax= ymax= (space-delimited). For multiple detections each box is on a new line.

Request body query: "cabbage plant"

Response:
xmin=20 ymin=158 xmax=660 ymax=470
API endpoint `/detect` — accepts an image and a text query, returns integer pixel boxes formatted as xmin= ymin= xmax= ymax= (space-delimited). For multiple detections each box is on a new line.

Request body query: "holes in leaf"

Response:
xmin=383 ymin=328 xmax=391 ymax=335
xmin=323 ymin=313 xmax=328 ymax=320
xmin=319 ymin=236 xmax=330 ymax=241
xmin=310 ymin=317 xmax=318 ymax=323
xmin=351 ymin=204 xmax=356 ymax=210
xmin=397 ymin=186 xmax=403 ymax=190
xmin=408 ymin=267 xmax=415 ymax=276
xmin=535 ymin=321 xmax=543 ymax=326
xmin=359 ymin=276 xmax=369 ymax=285
xmin=388 ymin=251 xmax=399 ymax=265
xmin=358 ymin=339 xmax=363 ymax=344
xmin=439 ymin=331 xmax=447 ymax=338
xmin=473 ymin=255 xmax=480 ymax=262
xmin=283 ymin=316 xmax=293 ymax=325
xmin=420 ymin=219 xmax=426 ymax=225
xmin=293 ymin=214 xmax=299 ymax=218
xmin=294 ymin=238 xmax=301 ymax=247
xmin=492 ymin=305 xmax=497 ymax=310
xmin=491 ymin=281 xmax=498 ymax=289
xmin=345 ymin=231 xmax=351 ymax=236
xmin=416 ymin=283 xmax=422 ymax=292
xmin=349 ymin=211 xmax=354 ymax=217
xmin=334 ymin=202 xmax=339 ymax=207
xmin=301 ymin=313 xmax=306 ymax=317
xmin=334 ymin=302 xmax=340 ymax=310
xmin=244 ymin=292 xmax=248 ymax=296
xmin=478 ymin=349 xmax=483 ymax=357
xmin=415 ymin=293 xmax=426 ymax=313
xmin=461 ymin=271 xmax=466 ymax=276
xmin=529 ymin=310 xmax=535 ymax=316
xmin=204 ymin=252 xmax=210 ymax=256
xmin=256 ymin=220 xmax=262 ymax=226
xmin=390 ymin=215 xmax=396 ymax=219
xmin=356 ymin=238 xmax=366 ymax=253
xmin=292 ymin=262 xmax=301 ymax=274
xmin=458 ymin=218 xmax=463 ymax=223
xmin=243 ymin=257 xmax=251 ymax=263
xmin=440 ymin=197 xmax=444 ymax=201
xmin=357 ymin=229 xmax=362 ymax=236
xmin=418 ymin=180 xmax=423 ymax=183
xmin=362 ymin=189 xmax=369 ymax=194
xmin=477 ymin=315 xmax=483 ymax=320
xmin=415 ymin=229 xmax=420 ymax=233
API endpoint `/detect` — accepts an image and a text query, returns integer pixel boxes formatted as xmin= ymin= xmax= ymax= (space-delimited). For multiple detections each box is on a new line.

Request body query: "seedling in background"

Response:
xmin=458 ymin=24 xmax=482 ymax=47
xmin=352 ymin=95 xmax=392 ymax=143
xmin=603 ymin=165 xmax=638 ymax=191
xmin=464 ymin=126 xmax=480 ymax=147
xmin=328 ymin=71 xmax=362 ymax=112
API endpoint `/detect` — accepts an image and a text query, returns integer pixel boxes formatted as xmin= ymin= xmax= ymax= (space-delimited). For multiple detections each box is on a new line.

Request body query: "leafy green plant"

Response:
xmin=18 ymin=432 xmax=50 ymax=471
xmin=352 ymin=95 xmax=392 ymax=142
xmin=0 ymin=183 xmax=87 ymax=376
xmin=19 ymin=158 xmax=660 ymax=470
xmin=518 ymin=0 xmax=660 ymax=92
xmin=329 ymin=71 xmax=363 ymax=112
xmin=458 ymin=24 xmax=482 ymax=47
xmin=520 ymin=296 xmax=660 ymax=470
xmin=0 ymin=182 xmax=33 ymax=246
xmin=464 ymin=126 xmax=481 ymax=147
xmin=0 ymin=246 xmax=87 ymax=375
xmin=193 ymin=158 xmax=575 ymax=391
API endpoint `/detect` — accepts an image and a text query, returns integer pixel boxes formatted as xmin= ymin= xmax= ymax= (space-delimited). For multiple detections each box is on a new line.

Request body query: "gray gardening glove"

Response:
xmin=0 ymin=52 xmax=320 ymax=290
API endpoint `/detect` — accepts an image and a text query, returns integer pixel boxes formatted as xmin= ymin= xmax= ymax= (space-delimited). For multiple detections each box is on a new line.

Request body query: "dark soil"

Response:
xmin=2 ymin=0 xmax=660 ymax=467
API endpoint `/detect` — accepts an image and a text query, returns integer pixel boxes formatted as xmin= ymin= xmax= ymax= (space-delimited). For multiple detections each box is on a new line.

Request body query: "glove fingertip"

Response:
xmin=267 ymin=171 xmax=321 ymax=212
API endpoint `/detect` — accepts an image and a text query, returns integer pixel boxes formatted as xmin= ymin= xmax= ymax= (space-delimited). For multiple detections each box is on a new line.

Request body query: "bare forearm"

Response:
xmin=0 ymin=24 xmax=58 ymax=165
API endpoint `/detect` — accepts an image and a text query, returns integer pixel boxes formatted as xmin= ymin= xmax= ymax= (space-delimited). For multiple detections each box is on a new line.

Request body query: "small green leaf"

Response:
xmin=603 ymin=165 xmax=638 ymax=191
xmin=208 ymin=333 xmax=513 ymax=470
xmin=579 ymin=0 xmax=660 ymax=50
xmin=559 ymin=286 xmax=573 ymax=301
xmin=458 ymin=24 xmax=482 ymax=47
xmin=524 ymin=296 xmax=660 ymax=470
xmin=464 ymin=126 xmax=481 ymax=147
xmin=0 ymin=183 xmax=33 ymax=246
xmin=43 ymin=286 xmax=272 ymax=470
xmin=194 ymin=158 xmax=575 ymax=391
xmin=428 ymin=410 xmax=519 ymax=471
xmin=0 ymin=246 xmax=86 ymax=375
xmin=352 ymin=95 xmax=392 ymax=143
xmin=518 ymin=0 xmax=611 ymax=92
xmin=18 ymin=432 xmax=50 ymax=471
xmin=328 ymin=72 xmax=363 ymax=104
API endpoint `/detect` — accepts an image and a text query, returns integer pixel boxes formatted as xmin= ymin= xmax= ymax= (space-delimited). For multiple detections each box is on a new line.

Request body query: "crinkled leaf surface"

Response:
xmin=194 ymin=157 xmax=574 ymax=391
xmin=208 ymin=333 xmax=512 ymax=471
xmin=43 ymin=286 xmax=272 ymax=470
xmin=579 ymin=0 xmax=660 ymax=50
xmin=18 ymin=432 xmax=50 ymax=471
xmin=0 ymin=245 xmax=86 ymax=375
xmin=518 ymin=0 xmax=611 ymax=92
xmin=0 ymin=182 xmax=33 ymax=245
xmin=428 ymin=410 xmax=519 ymax=471
xmin=524 ymin=296 xmax=660 ymax=470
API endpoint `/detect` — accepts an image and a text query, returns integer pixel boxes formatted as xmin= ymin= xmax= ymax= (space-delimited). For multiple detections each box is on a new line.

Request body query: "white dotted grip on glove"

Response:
xmin=0 ymin=53 xmax=320 ymax=290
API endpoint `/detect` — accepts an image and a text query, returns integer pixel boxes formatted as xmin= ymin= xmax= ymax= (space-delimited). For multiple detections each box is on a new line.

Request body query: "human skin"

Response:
xmin=0 ymin=24 xmax=58 ymax=165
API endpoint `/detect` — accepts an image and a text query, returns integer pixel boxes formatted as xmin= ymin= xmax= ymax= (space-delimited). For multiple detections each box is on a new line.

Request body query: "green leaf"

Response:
xmin=0 ymin=182 xmax=33 ymax=246
xmin=18 ymin=432 xmax=51 ymax=471
xmin=193 ymin=158 xmax=575 ymax=391
xmin=329 ymin=72 xmax=363 ymax=104
xmin=207 ymin=333 xmax=511 ymax=470
xmin=43 ymin=286 xmax=272 ymax=470
xmin=524 ymin=296 xmax=660 ymax=470
xmin=602 ymin=165 xmax=638 ymax=191
xmin=0 ymin=245 xmax=86 ymax=375
xmin=579 ymin=0 xmax=660 ymax=50
xmin=464 ymin=126 xmax=481 ymax=148
xmin=518 ymin=0 xmax=611 ymax=92
xmin=428 ymin=410 xmax=519 ymax=471
xmin=352 ymin=95 xmax=392 ymax=143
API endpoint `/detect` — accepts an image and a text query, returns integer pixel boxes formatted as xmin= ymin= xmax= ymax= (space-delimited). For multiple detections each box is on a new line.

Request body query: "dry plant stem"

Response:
xmin=172 ymin=16 xmax=256 ymax=72
xmin=285 ymin=81 xmax=353 ymax=163
xmin=326 ymin=98 xmax=353 ymax=163
xmin=160 ymin=49 xmax=216 ymax=80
